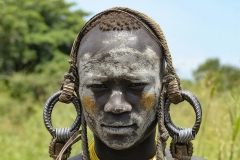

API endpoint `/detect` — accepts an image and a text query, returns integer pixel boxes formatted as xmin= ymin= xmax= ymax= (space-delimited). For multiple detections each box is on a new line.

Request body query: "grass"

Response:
xmin=0 ymin=77 xmax=239 ymax=159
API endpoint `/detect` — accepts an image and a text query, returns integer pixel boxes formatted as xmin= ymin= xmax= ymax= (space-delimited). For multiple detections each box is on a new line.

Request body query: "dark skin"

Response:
xmin=68 ymin=26 xmax=205 ymax=160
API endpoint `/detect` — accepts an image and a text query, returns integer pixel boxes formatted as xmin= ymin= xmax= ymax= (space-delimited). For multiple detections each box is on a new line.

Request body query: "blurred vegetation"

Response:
xmin=193 ymin=58 xmax=240 ymax=91
xmin=0 ymin=0 xmax=88 ymax=74
xmin=0 ymin=1 xmax=240 ymax=159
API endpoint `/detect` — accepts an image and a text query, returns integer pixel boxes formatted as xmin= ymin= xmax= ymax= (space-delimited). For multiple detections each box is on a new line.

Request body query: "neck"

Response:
xmin=94 ymin=128 xmax=157 ymax=160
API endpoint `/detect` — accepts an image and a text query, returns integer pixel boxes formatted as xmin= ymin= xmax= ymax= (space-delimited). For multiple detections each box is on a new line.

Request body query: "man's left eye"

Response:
xmin=128 ymin=83 xmax=146 ymax=87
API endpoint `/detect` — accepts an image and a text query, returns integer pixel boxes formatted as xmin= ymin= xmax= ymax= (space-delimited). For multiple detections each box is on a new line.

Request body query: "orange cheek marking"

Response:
xmin=81 ymin=96 xmax=96 ymax=112
xmin=140 ymin=94 xmax=156 ymax=111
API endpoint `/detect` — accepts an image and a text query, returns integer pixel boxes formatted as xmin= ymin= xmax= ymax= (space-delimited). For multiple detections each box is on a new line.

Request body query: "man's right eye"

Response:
xmin=90 ymin=84 xmax=107 ymax=89
xmin=89 ymin=84 xmax=108 ymax=93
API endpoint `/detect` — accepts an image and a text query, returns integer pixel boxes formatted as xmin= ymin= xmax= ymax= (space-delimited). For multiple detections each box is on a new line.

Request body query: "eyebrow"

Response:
xmin=124 ymin=75 xmax=143 ymax=81
xmin=80 ymin=75 xmax=108 ymax=85
xmin=81 ymin=74 xmax=154 ymax=85
xmin=87 ymin=74 xmax=144 ymax=80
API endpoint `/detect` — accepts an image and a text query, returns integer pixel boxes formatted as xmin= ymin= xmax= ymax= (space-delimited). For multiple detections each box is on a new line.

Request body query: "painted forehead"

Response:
xmin=77 ymin=26 xmax=162 ymax=60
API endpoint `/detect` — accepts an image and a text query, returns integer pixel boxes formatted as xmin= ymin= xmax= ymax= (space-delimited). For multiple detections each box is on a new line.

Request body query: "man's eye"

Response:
xmin=90 ymin=84 xmax=107 ymax=88
xmin=128 ymin=83 xmax=145 ymax=87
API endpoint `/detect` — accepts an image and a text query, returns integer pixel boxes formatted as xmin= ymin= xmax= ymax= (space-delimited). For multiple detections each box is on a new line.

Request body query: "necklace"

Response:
xmin=88 ymin=141 xmax=161 ymax=160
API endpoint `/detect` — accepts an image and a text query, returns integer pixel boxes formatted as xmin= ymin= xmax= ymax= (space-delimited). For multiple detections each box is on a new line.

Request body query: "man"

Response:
xmin=44 ymin=7 xmax=203 ymax=160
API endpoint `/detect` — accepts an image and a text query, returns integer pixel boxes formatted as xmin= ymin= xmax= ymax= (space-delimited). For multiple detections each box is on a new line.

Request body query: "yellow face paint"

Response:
xmin=140 ymin=94 xmax=156 ymax=111
xmin=81 ymin=95 xmax=96 ymax=112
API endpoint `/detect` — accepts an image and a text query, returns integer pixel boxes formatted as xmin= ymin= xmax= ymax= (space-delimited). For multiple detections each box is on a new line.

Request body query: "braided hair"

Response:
xmin=67 ymin=7 xmax=181 ymax=160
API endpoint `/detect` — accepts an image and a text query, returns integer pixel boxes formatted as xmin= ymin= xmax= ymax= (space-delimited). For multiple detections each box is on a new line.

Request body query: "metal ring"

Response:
xmin=164 ymin=90 xmax=202 ymax=142
xmin=43 ymin=91 xmax=81 ymax=138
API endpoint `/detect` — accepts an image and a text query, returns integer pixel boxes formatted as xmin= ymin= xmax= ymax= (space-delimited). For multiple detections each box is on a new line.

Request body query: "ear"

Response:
xmin=164 ymin=90 xmax=202 ymax=159
xmin=59 ymin=82 xmax=75 ymax=104
xmin=43 ymin=90 xmax=82 ymax=159
xmin=43 ymin=91 xmax=82 ymax=137
xmin=61 ymin=59 xmax=80 ymax=101
xmin=164 ymin=75 xmax=182 ymax=104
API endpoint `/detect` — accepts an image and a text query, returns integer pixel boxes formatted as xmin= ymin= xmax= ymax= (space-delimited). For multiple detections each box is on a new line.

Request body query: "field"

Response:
xmin=0 ymin=72 xmax=239 ymax=160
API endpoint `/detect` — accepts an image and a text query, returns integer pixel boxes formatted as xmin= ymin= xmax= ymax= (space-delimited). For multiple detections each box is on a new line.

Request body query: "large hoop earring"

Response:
xmin=43 ymin=91 xmax=82 ymax=159
xmin=164 ymin=90 xmax=202 ymax=159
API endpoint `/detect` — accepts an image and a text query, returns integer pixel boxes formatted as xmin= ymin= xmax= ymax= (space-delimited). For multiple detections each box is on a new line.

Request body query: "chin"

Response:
xmin=102 ymin=135 xmax=137 ymax=150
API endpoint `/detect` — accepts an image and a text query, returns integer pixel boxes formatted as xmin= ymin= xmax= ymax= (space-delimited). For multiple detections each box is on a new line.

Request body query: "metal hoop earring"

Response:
xmin=43 ymin=91 xmax=82 ymax=159
xmin=164 ymin=90 xmax=202 ymax=159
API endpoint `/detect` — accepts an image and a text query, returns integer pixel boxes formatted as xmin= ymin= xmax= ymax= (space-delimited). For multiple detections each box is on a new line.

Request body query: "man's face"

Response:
xmin=77 ymin=26 xmax=163 ymax=150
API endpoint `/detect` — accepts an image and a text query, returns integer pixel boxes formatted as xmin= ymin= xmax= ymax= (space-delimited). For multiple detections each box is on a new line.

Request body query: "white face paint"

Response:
xmin=78 ymin=27 xmax=163 ymax=150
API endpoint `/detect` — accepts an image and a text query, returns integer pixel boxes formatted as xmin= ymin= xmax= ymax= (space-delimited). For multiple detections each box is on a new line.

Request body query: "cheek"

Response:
xmin=81 ymin=95 xmax=97 ymax=113
xmin=140 ymin=94 xmax=156 ymax=111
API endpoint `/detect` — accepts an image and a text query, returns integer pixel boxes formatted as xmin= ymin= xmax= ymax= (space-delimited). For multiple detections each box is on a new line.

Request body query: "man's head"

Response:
xmin=42 ymin=7 xmax=203 ymax=160
xmin=77 ymin=11 xmax=164 ymax=149
xmin=66 ymin=7 xmax=180 ymax=159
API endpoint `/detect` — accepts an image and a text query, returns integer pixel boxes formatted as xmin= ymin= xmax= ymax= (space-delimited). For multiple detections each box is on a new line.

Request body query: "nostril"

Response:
xmin=114 ymin=108 xmax=122 ymax=114
xmin=113 ymin=107 xmax=127 ymax=114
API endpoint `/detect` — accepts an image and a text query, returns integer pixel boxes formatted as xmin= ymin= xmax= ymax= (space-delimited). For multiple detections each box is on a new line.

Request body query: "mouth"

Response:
xmin=101 ymin=124 xmax=137 ymax=135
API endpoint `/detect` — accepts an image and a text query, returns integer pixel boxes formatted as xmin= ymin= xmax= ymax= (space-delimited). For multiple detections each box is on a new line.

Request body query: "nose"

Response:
xmin=104 ymin=90 xmax=132 ymax=114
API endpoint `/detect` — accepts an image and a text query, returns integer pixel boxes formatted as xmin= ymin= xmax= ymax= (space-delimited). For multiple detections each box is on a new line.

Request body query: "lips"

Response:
xmin=101 ymin=123 xmax=137 ymax=135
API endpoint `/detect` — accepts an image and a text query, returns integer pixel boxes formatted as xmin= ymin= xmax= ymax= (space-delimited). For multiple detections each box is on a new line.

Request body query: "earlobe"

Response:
xmin=43 ymin=90 xmax=82 ymax=159
xmin=42 ymin=61 xmax=90 ymax=159
xmin=164 ymin=74 xmax=183 ymax=104
xmin=164 ymin=90 xmax=202 ymax=159
xmin=59 ymin=82 xmax=75 ymax=104
xmin=164 ymin=90 xmax=202 ymax=139
xmin=157 ymin=74 xmax=202 ymax=159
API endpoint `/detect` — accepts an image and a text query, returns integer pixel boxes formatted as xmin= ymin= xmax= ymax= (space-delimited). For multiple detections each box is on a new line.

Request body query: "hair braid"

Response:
xmin=157 ymin=85 xmax=169 ymax=159
xmin=81 ymin=115 xmax=90 ymax=160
